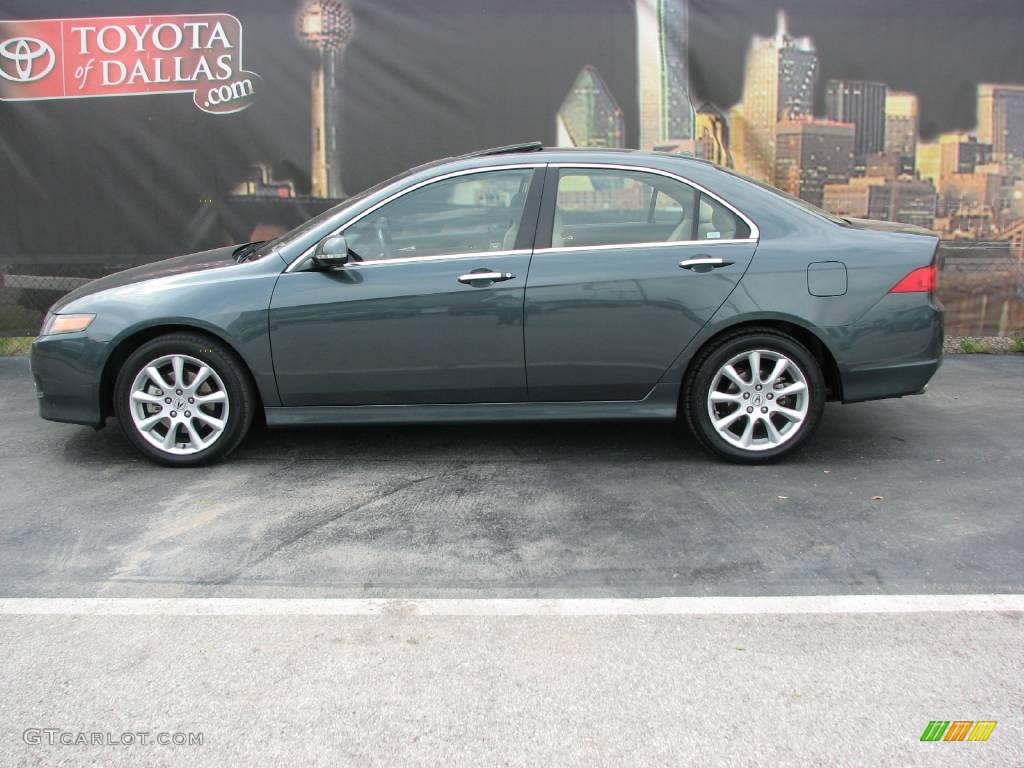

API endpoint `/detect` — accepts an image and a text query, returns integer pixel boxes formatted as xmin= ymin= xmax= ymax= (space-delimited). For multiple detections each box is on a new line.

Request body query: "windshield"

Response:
xmin=719 ymin=166 xmax=850 ymax=226
xmin=251 ymin=176 xmax=400 ymax=258
xmin=253 ymin=156 xmax=462 ymax=259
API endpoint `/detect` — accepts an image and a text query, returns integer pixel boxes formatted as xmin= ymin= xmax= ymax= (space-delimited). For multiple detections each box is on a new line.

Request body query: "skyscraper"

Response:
xmin=825 ymin=80 xmax=886 ymax=171
xmin=933 ymin=132 xmax=998 ymax=215
xmin=916 ymin=141 xmax=941 ymax=184
xmin=775 ymin=119 xmax=855 ymax=207
xmin=636 ymin=0 xmax=695 ymax=150
xmin=884 ymin=91 xmax=918 ymax=176
xmin=694 ymin=104 xmax=731 ymax=167
xmin=728 ymin=103 xmax=748 ymax=172
xmin=736 ymin=11 xmax=817 ymax=183
xmin=977 ymin=84 xmax=1024 ymax=163
xmin=298 ymin=0 xmax=354 ymax=199
xmin=938 ymin=132 xmax=991 ymax=187
xmin=556 ymin=66 xmax=625 ymax=148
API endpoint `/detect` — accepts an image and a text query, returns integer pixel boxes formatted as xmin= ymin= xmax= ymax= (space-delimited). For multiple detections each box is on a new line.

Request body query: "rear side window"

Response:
xmin=551 ymin=168 xmax=750 ymax=248
xmin=696 ymin=193 xmax=751 ymax=241
xmin=552 ymin=169 xmax=698 ymax=248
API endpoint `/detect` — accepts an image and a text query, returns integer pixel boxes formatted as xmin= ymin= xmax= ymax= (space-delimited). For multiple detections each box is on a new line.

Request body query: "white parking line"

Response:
xmin=0 ymin=595 xmax=1021 ymax=616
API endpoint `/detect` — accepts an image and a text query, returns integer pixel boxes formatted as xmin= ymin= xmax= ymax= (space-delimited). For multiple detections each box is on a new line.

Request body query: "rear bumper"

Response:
xmin=829 ymin=294 xmax=944 ymax=404
xmin=30 ymin=334 xmax=108 ymax=427
xmin=840 ymin=357 xmax=941 ymax=404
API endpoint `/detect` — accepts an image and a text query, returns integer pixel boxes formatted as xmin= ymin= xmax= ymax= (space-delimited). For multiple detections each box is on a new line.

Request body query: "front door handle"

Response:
xmin=679 ymin=257 xmax=734 ymax=271
xmin=458 ymin=270 xmax=516 ymax=285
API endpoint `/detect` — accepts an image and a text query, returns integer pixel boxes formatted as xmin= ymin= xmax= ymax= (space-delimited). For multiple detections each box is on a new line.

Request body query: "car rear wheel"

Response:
xmin=113 ymin=333 xmax=255 ymax=467
xmin=684 ymin=329 xmax=825 ymax=463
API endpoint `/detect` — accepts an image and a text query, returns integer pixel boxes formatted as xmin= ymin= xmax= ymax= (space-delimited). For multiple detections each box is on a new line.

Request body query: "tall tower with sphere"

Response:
xmin=298 ymin=0 xmax=354 ymax=198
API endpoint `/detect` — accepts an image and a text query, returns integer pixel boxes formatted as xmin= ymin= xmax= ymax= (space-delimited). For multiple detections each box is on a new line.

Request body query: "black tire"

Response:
xmin=113 ymin=333 xmax=256 ymax=467
xmin=683 ymin=328 xmax=825 ymax=463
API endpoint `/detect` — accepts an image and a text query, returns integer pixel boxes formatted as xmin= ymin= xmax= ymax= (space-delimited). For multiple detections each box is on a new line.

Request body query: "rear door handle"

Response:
xmin=679 ymin=257 xmax=734 ymax=271
xmin=458 ymin=270 xmax=516 ymax=285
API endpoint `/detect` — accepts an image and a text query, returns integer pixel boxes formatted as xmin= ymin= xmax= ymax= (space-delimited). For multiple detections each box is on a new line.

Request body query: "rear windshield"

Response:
xmin=719 ymin=167 xmax=850 ymax=226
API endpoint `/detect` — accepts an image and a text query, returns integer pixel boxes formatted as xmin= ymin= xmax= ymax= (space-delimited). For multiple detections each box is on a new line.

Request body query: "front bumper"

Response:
xmin=30 ymin=334 xmax=109 ymax=427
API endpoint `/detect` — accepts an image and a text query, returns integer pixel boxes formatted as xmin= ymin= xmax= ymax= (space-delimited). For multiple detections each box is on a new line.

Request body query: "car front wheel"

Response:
xmin=113 ymin=333 xmax=255 ymax=467
xmin=684 ymin=329 xmax=825 ymax=463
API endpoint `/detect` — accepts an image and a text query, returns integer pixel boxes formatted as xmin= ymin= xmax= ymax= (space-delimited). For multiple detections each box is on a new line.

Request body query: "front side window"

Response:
xmin=344 ymin=169 xmax=534 ymax=261
xmin=551 ymin=168 xmax=750 ymax=248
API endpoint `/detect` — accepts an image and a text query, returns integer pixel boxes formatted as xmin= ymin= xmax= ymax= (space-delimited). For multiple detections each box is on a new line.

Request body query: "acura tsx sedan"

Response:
xmin=31 ymin=143 xmax=943 ymax=466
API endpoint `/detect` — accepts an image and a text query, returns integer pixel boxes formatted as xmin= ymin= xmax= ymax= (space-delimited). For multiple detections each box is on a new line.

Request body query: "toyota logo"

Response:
xmin=0 ymin=36 xmax=56 ymax=83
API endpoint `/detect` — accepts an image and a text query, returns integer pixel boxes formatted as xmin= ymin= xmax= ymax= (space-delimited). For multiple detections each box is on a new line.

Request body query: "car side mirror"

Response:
xmin=313 ymin=234 xmax=350 ymax=268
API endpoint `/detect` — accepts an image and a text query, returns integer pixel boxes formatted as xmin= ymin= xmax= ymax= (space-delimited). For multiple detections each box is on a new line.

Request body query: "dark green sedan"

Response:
xmin=31 ymin=143 xmax=942 ymax=466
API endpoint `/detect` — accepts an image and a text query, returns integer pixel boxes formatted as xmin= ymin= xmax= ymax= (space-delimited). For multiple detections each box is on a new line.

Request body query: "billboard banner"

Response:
xmin=0 ymin=14 xmax=261 ymax=114
xmin=1 ymin=0 xmax=1022 ymax=336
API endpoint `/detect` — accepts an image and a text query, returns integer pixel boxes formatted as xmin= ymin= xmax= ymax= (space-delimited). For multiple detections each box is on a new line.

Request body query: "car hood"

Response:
xmin=842 ymin=217 xmax=937 ymax=237
xmin=51 ymin=244 xmax=247 ymax=312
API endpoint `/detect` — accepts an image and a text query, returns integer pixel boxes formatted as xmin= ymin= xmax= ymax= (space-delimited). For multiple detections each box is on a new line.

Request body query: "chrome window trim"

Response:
xmin=285 ymin=159 xmax=760 ymax=272
xmin=284 ymin=163 xmax=546 ymax=273
xmin=533 ymin=238 xmax=755 ymax=255
xmin=544 ymin=162 xmax=761 ymax=249
xmin=340 ymin=249 xmax=531 ymax=268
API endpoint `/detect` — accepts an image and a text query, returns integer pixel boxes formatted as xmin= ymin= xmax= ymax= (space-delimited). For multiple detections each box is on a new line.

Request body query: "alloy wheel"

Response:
xmin=128 ymin=354 xmax=230 ymax=455
xmin=705 ymin=348 xmax=810 ymax=452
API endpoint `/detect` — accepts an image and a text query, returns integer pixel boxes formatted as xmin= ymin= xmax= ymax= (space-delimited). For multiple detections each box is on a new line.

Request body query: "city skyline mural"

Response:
xmin=1 ymin=0 xmax=1022 ymax=336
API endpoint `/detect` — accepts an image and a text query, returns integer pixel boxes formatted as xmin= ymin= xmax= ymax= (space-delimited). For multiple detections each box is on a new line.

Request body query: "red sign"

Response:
xmin=0 ymin=14 xmax=262 ymax=114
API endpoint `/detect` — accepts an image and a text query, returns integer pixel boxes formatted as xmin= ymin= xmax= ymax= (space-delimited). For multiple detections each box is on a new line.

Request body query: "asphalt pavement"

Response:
xmin=0 ymin=354 xmax=1021 ymax=766
xmin=0 ymin=356 xmax=1021 ymax=598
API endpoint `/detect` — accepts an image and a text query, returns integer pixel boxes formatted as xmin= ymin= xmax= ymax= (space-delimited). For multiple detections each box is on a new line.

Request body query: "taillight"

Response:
xmin=889 ymin=265 xmax=936 ymax=294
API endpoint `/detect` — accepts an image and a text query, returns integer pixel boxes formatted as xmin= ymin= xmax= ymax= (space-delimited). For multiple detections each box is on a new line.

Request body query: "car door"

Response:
xmin=269 ymin=166 xmax=544 ymax=406
xmin=524 ymin=165 xmax=759 ymax=401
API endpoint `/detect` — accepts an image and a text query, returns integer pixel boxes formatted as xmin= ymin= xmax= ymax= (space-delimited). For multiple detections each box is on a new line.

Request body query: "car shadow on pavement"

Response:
xmin=59 ymin=388 xmax=931 ymax=471
xmin=59 ymin=402 xmax=904 ymax=469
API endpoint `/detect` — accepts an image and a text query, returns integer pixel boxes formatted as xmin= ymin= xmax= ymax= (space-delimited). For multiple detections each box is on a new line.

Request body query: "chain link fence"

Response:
xmin=1 ymin=262 xmax=127 ymax=337
xmin=3 ymin=241 xmax=1023 ymax=338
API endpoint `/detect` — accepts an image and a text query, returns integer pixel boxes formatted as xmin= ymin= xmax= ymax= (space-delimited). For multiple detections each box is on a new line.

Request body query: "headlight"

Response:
xmin=40 ymin=313 xmax=96 ymax=336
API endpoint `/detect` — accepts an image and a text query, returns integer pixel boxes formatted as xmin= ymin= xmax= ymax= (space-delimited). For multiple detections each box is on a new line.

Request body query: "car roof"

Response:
xmin=440 ymin=142 xmax=718 ymax=171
